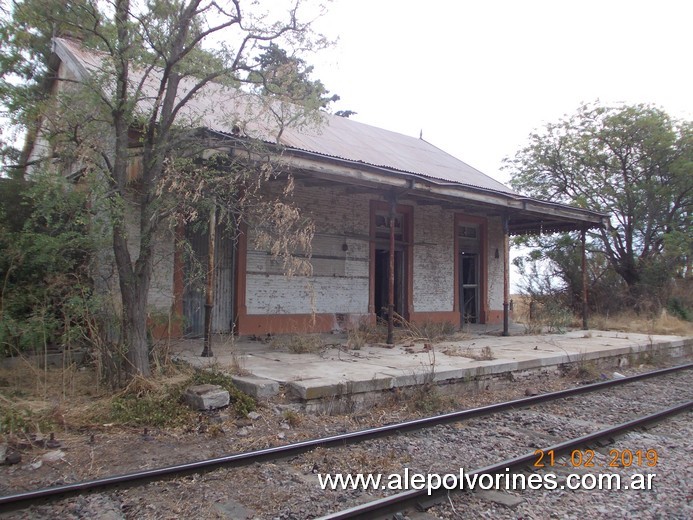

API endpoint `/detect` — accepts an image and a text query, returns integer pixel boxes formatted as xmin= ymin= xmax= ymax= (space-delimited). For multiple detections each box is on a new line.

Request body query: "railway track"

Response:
xmin=318 ymin=401 xmax=692 ymax=519
xmin=1 ymin=362 xmax=692 ymax=518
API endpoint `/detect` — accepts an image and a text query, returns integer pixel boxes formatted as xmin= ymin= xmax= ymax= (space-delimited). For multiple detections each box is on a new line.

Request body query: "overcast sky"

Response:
xmin=312 ymin=0 xmax=692 ymax=185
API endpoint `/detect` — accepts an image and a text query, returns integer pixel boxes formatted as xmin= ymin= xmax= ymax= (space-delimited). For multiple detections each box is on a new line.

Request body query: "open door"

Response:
xmin=370 ymin=204 xmax=411 ymax=324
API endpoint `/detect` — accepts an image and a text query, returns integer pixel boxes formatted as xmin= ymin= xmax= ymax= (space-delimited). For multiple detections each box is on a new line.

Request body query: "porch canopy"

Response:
xmin=210 ymin=124 xmax=607 ymax=337
xmin=210 ymin=126 xmax=607 ymax=235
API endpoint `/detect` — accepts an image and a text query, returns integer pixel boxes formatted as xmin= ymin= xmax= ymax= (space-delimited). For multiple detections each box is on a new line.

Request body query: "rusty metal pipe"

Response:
xmin=502 ymin=214 xmax=510 ymax=336
xmin=201 ymin=204 xmax=216 ymax=357
xmin=387 ymin=198 xmax=396 ymax=345
xmin=582 ymin=228 xmax=588 ymax=330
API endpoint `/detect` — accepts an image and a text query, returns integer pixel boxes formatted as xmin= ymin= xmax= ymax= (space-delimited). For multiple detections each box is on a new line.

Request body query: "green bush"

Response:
xmin=667 ymin=297 xmax=692 ymax=322
xmin=0 ymin=174 xmax=98 ymax=357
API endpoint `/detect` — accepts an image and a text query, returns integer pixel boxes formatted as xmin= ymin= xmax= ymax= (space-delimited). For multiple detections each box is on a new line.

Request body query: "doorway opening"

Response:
xmin=374 ymin=248 xmax=406 ymax=321
xmin=459 ymin=253 xmax=479 ymax=323
xmin=371 ymin=204 xmax=411 ymax=324
xmin=458 ymin=222 xmax=481 ymax=324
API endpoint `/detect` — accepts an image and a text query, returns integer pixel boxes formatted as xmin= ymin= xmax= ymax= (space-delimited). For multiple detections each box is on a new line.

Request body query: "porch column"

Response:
xmin=201 ymin=203 xmax=216 ymax=357
xmin=387 ymin=196 xmax=396 ymax=345
xmin=581 ymin=227 xmax=589 ymax=330
xmin=502 ymin=214 xmax=510 ymax=336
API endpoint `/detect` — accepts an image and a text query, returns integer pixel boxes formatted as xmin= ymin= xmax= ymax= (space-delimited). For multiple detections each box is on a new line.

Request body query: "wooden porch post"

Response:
xmin=386 ymin=196 xmax=396 ymax=345
xmin=502 ymin=214 xmax=510 ymax=336
xmin=581 ymin=227 xmax=589 ymax=330
xmin=201 ymin=203 xmax=216 ymax=357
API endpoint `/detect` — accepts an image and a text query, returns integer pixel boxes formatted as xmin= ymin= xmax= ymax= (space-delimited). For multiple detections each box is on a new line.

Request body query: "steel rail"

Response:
xmin=318 ymin=399 xmax=693 ymax=519
xmin=0 ymin=362 xmax=691 ymax=512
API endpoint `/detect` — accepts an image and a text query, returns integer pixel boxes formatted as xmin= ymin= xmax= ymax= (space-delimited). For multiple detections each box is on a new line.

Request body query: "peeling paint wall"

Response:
xmin=245 ymin=185 xmax=371 ymax=318
xmin=125 ymin=209 xmax=177 ymax=313
xmin=486 ymin=216 xmax=505 ymax=312
xmin=412 ymin=204 xmax=455 ymax=313
xmin=243 ymin=186 xmax=508 ymax=325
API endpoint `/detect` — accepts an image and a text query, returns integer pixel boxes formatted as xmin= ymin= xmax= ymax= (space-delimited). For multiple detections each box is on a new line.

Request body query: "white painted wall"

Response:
xmin=242 ymin=185 xmax=507 ymax=321
xmin=412 ymin=204 xmax=455 ymax=312
xmin=486 ymin=216 xmax=505 ymax=311
xmin=245 ymin=185 xmax=371 ymax=316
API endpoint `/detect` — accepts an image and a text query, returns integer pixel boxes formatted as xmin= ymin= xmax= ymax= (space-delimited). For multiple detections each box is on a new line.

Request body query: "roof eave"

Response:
xmin=205 ymin=130 xmax=608 ymax=235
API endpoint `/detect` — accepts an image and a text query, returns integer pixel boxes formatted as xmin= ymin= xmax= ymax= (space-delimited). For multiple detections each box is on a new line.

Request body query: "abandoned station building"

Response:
xmin=37 ymin=38 xmax=607 ymax=338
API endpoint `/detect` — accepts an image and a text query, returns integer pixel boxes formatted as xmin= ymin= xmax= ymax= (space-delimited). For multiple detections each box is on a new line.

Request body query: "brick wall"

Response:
xmin=412 ymin=204 xmax=455 ymax=313
xmin=486 ymin=216 xmax=505 ymax=312
xmin=245 ymin=184 xmax=371 ymax=317
xmin=243 ymin=186 xmax=508 ymax=326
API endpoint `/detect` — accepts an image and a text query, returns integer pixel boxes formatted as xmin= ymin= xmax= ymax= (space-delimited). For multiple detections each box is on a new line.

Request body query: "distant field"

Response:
xmin=511 ymin=294 xmax=693 ymax=336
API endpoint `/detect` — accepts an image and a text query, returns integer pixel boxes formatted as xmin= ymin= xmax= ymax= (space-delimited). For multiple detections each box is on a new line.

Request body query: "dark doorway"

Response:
xmin=458 ymin=221 xmax=481 ymax=324
xmin=459 ymin=253 xmax=479 ymax=323
xmin=374 ymin=248 xmax=406 ymax=322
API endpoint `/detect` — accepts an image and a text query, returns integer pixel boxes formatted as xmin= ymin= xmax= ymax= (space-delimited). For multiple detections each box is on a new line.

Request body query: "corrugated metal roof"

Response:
xmin=276 ymin=114 xmax=515 ymax=193
xmin=53 ymin=37 xmax=514 ymax=194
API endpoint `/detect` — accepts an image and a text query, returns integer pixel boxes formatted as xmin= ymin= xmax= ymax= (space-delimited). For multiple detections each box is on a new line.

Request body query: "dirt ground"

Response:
xmin=0 ymin=351 xmax=638 ymax=518
xmin=1 ymin=313 xmax=692 ymax=518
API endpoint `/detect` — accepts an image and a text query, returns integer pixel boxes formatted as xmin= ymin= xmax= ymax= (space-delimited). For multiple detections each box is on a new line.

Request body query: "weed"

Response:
xmin=406 ymin=348 xmax=449 ymax=413
xmin=576 ymin=360 xmax=598 ymax=379
xmin=588 ymin=310 xmax=693 ymax=336
xmin=272 ymin=334 xmax=325 ymax=354
xmin=108 ymin=369 xmax=255 ymax=427
xmin=409 ymin=382 xmax=448 ymax=413
xmin=346 ymin=326 xmax=368 ymax=350
xmin=667 ymin=297 xmax=692 ymax=322
xmin=110 ymin=391 xmax=191 ymax=428
xmin=398 ymin=317 xmax=457 ymax=342
xmin=282 ymin=409 xmax=302 ymax=427
xmin=0 ymin=397 xmax=49 ymax=434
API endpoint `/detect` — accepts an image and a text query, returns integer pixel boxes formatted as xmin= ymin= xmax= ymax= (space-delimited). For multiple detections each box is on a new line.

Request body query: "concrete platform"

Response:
xmin=170 ymin=328 xmax=692 ymax=412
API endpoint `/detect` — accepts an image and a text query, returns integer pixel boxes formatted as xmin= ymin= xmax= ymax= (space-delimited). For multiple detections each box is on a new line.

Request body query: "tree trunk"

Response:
xmin=113 ymin=222 xmax=152 ymax=378
xmin=122 ymin=277 xmax=151 ymax=378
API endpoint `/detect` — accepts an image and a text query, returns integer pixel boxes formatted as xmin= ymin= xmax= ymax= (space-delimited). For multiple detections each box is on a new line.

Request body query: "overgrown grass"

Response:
xmin=410 ymin=383 xmax=447 ymax=413
xmin=345 ymin=316 xmax=460 ymax=346
xmin=401 ymin=319 xmax=458 ymax=341
xmin=588 ymin=311 xmax=693 ymax=336
xmin=513 ymin=294 xmax=693 ymax=336
xmin=109 ymin=369 xmax=255 ymax=427
xmin=271 ymin=334 xmax=325 ymax=354
xmin=0 ymin=362 xmax=256 ymax=433
xmin=0 ymin=357 xmax=103 ymax=434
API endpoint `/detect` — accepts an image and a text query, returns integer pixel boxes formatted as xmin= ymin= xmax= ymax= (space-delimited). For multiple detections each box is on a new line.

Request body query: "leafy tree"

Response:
xmin=506 ymin=102 xmax=692 ymax=306
xmin=0 ymin=0 xmax=100 ymax=176
xmin=0 ymin=172 xmax=97 ymax=357
xmin=3 ymin=0 xmax=333 ymax=378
